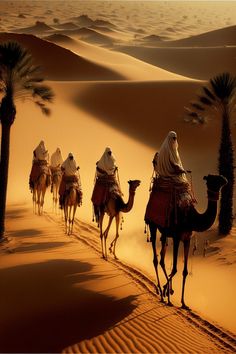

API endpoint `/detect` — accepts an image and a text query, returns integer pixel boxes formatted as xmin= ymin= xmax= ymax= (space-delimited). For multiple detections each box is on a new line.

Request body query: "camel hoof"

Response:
xmin=163 ymin=284 xmax=168 ymax=297
xmin=167 ymin=301 xmax=173 ymax=307
xmin=181 ymin=304 xmax=190 ymax=310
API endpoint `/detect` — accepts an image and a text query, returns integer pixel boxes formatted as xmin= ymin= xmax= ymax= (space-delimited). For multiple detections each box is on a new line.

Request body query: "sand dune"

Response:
xmin=116 ymin=45 xmax=236 ymax=80
xmin=71 ymin=15 xmax=117 ymax=30
xmin=12 ymin=20 xmax=54 ymax=34
xmin=58 ymin=27 xmax=116 ymax=46
xmin=70 ymin=15 xmax=96 ymax=27
xmin=0 ymin=33 xmax=124 ymax=80
xmin=156 ymin=24 xmax=236 ymax=47
xmin=44 ymin=33 xmax=76 ymax=45
xmin=53 ymin=22 xmax=79 ymax=30
xmin=44 ymin=34 xmax=192 ymax=81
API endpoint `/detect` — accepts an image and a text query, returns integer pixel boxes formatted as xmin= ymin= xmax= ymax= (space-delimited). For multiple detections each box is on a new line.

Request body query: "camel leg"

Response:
xmin=103 ymin=215 xmax=114 ymax=260
xmin=159 ymin=235 xmax=172 ymax=304
xmin=149 ymin=223 xmax=164 ymax=301
xmin=55 ymin=184 xmax=59 ymax=213
xmin=68 ymin=205 xmax=72 ymax=235
xmin=64 ymin=204 xmax=68 ymax=234
xmin=166 ymin=237 xmax=180 ymax=306
xmin=70 ymin=205 xmax=77 ymax=235
xmin=40 ymin=187 xmax=46 ymax=215
xmin=52 ymin=185 xmax=56 ymax=212
xmin=99 ymin=211 xmax=106 ymax=258
xmin=32 ymin=188 xmax=37 ymax=214
xmin=181 ymin=239 xmax=190 ymax=310
xmin=109 ymin=213 xmax=120 ymax=259
xmin=36 ymin=187 xmax=41 ymax=215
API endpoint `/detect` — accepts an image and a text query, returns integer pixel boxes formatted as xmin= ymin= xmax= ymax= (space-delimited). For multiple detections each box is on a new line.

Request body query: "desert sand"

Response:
xmin=1 ymin=0 xmax=236 ymax=353
xmin=1 ymin=205 xmax=236 ymax=353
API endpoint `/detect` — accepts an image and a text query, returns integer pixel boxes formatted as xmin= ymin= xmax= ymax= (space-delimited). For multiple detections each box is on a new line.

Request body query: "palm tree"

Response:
xmin=0 ymin=41 xmax=54 ymax=239
xmin=184 ymin=72 xmax=236 ymax=235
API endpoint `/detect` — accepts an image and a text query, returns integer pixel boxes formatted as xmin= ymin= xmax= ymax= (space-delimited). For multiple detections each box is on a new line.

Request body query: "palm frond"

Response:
xmin=198 ymin=95 xmax=213 ymax=106
xmin=0 ymin=41 xmax=28 ymax=70
xmin=35 ymin=101 xmax=51 ymax=116
xmin=187 ymin=111 xmax=199 ymax=118
xmin=32 ymin=85 xmax=54 ymax=102
xmin=0 ymin=40 xmax=54 ymax=113
xmin=202 ymin=86 xmax=216 ymax=101
xmin=210 ymin=72 xmax=236 ymax=101
xmin=190 ymin=102 xmax=205 ymax=111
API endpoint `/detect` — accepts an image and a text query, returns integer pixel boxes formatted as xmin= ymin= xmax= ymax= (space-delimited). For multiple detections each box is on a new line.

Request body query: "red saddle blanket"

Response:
xmin=91 ymin=175 xmax=117 ymax=206
xmin=145 ymin=178 xmax=194 ymax=228
xmin=145 ymin=188 xmax=172 ymax=228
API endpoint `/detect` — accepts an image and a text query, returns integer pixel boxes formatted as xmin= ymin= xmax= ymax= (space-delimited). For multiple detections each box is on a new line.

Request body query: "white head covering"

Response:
xmin=157 ymin=131 xmax=187 ymax=182
xmin=97 ymin=147 xmax=116 ymax=175
xmin=50 ymin=148 xmax=63 ymax=168
xmin=62 ymin=153 xmax=78 ymax=176
xmin=34 ymin=140 xmax=48 ymax=161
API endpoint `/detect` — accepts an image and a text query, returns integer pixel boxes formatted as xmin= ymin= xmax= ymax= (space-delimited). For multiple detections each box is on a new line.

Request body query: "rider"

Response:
xmin=91 ymin=147 xmax=122 ymax=220
xmin=50 ymin=148 xmax=63 ymax=170
xmin=29 ymin=140 xmax=51 ymax=191
xmin=145 ymin=131 xmax=195 ymax=229
xmin=50 ymin=148 xmax=63 ymax=192
xmin=156 ymin=130 xmax=195 ymax=208
xmin=59 ymin=153 xmax=82 ymax=208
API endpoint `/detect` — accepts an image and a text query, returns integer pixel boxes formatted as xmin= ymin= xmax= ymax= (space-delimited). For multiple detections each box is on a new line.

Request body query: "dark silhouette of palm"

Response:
xmin=185 ymin=72 xmax=236 ymax=235
xmin=0 ymin=41 xmax=54 ymax=239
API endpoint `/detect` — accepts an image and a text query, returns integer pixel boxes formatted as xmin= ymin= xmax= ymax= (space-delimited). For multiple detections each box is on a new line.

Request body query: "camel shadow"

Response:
xmin=0 ymin=259 xmax=137 ymax=353
xmin=9 ymin=228 xmax=42 ymax=238
xmin=6 ymin=208 xmax=29 ymax=219
xmin=12 ymin=241 xmax=68 ymax=253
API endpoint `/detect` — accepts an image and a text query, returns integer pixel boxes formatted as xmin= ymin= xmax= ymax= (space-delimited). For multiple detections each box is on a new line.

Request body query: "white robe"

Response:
xmin=97 ymin=147 xmax=117 ymax=175
xmin=62 ymin=155 xmax=78 ymax=177
xmin=50 ymin=148 xmax=63 ymax=168
xmin=34 ymin=141 xmax=48 ymax=161
xmin=156 ymin=131 xmax=188 ymax=183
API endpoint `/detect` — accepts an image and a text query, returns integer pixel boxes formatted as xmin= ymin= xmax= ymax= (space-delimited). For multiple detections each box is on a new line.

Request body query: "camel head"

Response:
xmin=203 ymin=174 xmax=227 ymax=193
xmin=128 ymin=179 xmax=141 ymax=192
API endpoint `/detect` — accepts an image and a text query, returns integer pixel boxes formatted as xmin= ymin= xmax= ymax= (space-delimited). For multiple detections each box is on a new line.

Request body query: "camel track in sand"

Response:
xmin=45 ymin=212 xmax=236 ymax=353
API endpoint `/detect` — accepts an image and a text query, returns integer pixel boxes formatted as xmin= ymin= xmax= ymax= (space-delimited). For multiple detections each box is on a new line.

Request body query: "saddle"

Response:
xmin=29 ymin=160 xmax=51 ymax=190
xmin=91 ymin=175 xmax=119 ymax=207
xmin=145 ymin=177 xmax=194 ymax=228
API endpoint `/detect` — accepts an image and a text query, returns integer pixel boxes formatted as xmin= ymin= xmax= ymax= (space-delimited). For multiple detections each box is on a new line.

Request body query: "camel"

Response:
xmin=64 ymin=183 xmax=81 ymax=235
xmin=32 ymin=172 xmax=49 ymax=215
xmin=95 ymin=179 xmax=141 ymax=259
xmin=146 ymin=174 xmax=227 ymax=309
xmin=51 ymin=168 xmax=62 ymax=212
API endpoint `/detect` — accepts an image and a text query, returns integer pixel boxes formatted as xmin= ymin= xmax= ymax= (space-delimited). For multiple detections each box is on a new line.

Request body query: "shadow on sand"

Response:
xmin=0 ymin=259 xmax=137 ymax=353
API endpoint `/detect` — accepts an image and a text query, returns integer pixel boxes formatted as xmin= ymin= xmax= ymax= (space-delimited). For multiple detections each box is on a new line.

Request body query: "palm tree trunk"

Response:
xmin=218 ymin=107 xmax=234 ymax=235
xmin=0 ymin=123 xmax=11 ymax=238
